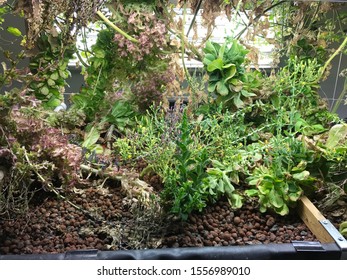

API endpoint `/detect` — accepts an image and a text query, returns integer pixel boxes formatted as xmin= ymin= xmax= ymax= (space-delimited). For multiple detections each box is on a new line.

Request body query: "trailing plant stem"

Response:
xmin=96 ymin=11 xmax=139 ymax=43
xmin=23 ymin=148 xmax=82 ymax=212
xmin=315 ymin=36 xmax=347 ymax=84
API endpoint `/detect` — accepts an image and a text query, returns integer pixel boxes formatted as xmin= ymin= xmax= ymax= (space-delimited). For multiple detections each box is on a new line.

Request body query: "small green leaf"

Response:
xmin=82 ymin=126 xmax=100 ymax=148
xmin=223 ymin=63 xmax=235 ymax=69
xmin=50 ymin=72 xmax=59 ymax=80
xmin=288 ymin=191 xmax=301 ymax=202
xmin=91 ymin=144 xmax=104 ymax=154
xmin=229 ymin=83 xmax=243 ymax=92
xmin=94 ymin=48 xmax=105 ymax=59
xmin=292 ymin=161 xmax=307 ymax=172
xmin=233 ymin=93 xmax=244 ymax=108
xmin=204 ymin=41 xmax=218 ymax=57
xmin=207 ymin=58 xmax=224 ymax=72
xmin=326 ymin=124 xmax=347 ymax=149
xmin=229 ymin=78 xmax=241 ymax=86
xmin=245 ymin=189 xmax=258 ymax=196
xmin=216 ymin=81 xmax=229 ymax=96
xmin=40 ymin=86 xmax=49 ymax=96
xmin=247 ymin=178 xmax=260 ymax=186
xmin=258 ymin=182 xmax=273 ymax=194
xmin=7 ymin=27 xmax=22 ymax=37
xmin=47 ymin=79 xmax=55 ymax=86
xmin=269 ymin=189 xmax=284 ymax=208
xmin=203 ymin=53 xmax=216 ymax=65
xmin=241 ymin=90 xmax=256 ymax=97
xmin=275 ymin=204 xmax=289 ymax=216
xmin=50 ymin=88 xmax=60 ymax=97
xmin=339 ymin=222 xmax=347 ymax=237
xmin=218 ymin=43 xmax=226 ymax=59
xmin=224 ymin=65 xmax=237 ymax=82
xmin=228 ymin=194 xmax=243 ymax=208
xmin=217 ymin=180 xmax=225 ymax=193
xmin=292 ymin=170 xmax=310 ymax=181
xmin=46 ymin=97 xmax=61 ymax=108
xmin=253 ymin=153 xmax=262 ymax=162
xmin=208 ymin=81 xmax=218 ymax=92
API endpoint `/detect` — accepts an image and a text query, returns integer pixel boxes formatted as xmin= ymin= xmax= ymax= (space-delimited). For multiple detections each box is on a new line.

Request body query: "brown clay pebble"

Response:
xmin=266 ymin=217 xmax=275 ymax=227
xmin=233 ymin=216 xmax=241 ymax=225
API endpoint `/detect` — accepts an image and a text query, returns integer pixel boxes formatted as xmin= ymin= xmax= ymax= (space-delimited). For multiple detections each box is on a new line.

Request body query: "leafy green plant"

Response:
xmin=102 ymin=100 xmax=137 ymax=133
xmin=1 ymin=0 xmax=346 ymax=225
xmin=81 ymin=126 xmax=104 ymax=157
xmin=202 ymin=40 xmax=261 ymax=109
xmin=318 ymin=123 xmax=347 ymax=193
xmin=245 ymin=164 xmax=310 ymax=215
xmin=28 ymin=34 xmax=75 ymax=109
xmin=71 ymin=28 xmax=118 ymax=121
xmin=161 ymin=110 xmax=210 ymax=220
xmin=202 ymin=160 xmax=243 ymax=208
xmin=114 ymin=137 xmax=135 ymax=163
xmin=243 ymin=132 xmax=319 ymax=215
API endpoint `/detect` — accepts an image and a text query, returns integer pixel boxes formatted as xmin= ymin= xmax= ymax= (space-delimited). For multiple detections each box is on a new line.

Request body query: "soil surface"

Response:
xmin=0 ymin=181 xmax=317 ymax=255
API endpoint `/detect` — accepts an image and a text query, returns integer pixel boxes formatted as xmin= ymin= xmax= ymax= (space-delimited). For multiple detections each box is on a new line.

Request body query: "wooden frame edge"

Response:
xmin=297 ymin=196 xmax=335 ymax=243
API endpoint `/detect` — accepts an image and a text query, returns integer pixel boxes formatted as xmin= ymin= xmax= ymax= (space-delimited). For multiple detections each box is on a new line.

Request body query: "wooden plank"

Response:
xmin=297 ymin=196 xmax=334 ymax=243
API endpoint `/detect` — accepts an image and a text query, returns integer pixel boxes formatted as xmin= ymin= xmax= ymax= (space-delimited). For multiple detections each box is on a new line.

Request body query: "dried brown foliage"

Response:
xmin=14 ymin=0 xmax=105 ymax=48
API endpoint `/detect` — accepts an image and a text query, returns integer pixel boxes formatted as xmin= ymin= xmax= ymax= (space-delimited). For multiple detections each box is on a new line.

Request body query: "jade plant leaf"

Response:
xmin=50 ymin=72 xmax=59 ymax=80
xmin=47 ymin=79 xmax=55 ymax=86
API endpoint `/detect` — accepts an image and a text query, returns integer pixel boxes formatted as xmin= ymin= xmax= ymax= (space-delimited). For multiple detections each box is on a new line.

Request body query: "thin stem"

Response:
xmin=82 ymin=27 xmax=92 ymax=65
xmin=232 ymin=1 xmax=248 ymax=28
xmin=235 ymin=0 xmax=287 ymax=40
xmin=23 ymin=148 xmax=82 ymax=211
xmin=92 ymin=66 xmax=103 ymax=97
xmin=161 ymin=3 xmax=203 ymax=61
xmin=75 ymin=50 xmax=90 ymax=68
xmin=181 ymin=3 xmax=194 ymax=94
xmin=80 ymin=164 xmax=122 ymax=180
xmin=186 ymin=0 xmax=203 ymax=37
xmin=96 ymin=10 xmax=139 ymax=43
xmin=314 ymin=35 xmax=347 ymax=84
xmin=331 ymin=76 xmax=347 ymax=114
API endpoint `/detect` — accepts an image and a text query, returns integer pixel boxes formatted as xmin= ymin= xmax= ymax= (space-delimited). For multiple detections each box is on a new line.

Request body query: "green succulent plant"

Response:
xmin=203 ymin=40 xmax=261 ymax=109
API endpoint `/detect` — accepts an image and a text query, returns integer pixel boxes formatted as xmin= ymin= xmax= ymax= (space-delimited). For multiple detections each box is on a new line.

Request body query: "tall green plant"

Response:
xmin=161 ymin=110 xmax=210 ymax=220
